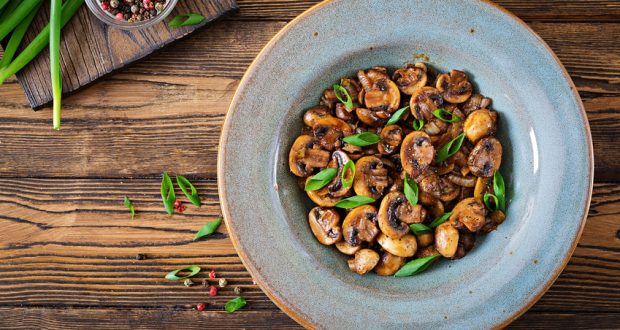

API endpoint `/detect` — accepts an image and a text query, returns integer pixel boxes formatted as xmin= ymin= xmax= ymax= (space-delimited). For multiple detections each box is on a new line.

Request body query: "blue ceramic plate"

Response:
xmin=218 ymin=0 xmax=593 ymax=328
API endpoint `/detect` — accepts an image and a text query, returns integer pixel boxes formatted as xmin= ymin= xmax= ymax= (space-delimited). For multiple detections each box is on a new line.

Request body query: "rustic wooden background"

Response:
xmin=0 ymin=0 xmax=618 ymax=328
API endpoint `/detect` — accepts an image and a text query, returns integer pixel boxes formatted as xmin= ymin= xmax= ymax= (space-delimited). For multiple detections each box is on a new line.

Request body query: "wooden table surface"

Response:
xmin=0 ymin=1 xmax=618 ymax=328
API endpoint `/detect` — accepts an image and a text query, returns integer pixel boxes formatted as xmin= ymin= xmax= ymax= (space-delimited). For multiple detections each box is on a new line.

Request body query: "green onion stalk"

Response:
xmin=0 ymin=3 xmax=42 ymax=69
xmin=0 ymin=0 xmax=22 ymax=27
xmin=0 ymin=0 xmax=43 ymax=41
xmin=50 ymin=0 xmax=62 ymax=130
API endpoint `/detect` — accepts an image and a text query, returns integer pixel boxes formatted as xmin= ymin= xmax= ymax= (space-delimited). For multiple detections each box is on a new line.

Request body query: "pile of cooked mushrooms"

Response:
xmin=288 ymin=63 xmax=508 ymax=276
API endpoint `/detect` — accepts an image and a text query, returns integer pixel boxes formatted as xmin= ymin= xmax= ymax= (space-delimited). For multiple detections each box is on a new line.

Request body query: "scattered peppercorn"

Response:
xmin=183 ymin=279 xmax=194 ymax=287
xmin=135 ymin=253 xmax=146 ymax=260
xmin=208 ymin=270 xmax=216 ymax=279
xmin=234 ymin=286 xmax=242 ymax=294
xmin=174 ymin=200 xmax=186 ymax=213
xmin=202 ymin=278 xmax=209 ymax=287
xmin=218 ymin=278 xmax=227 ymax=288
xmin=209 ymin=285 xmax=217 ymax=297
xmin=196 ymin=303 xmax=205 ymax=311
xmin=99 ymin=0 xmax=167 ymax=23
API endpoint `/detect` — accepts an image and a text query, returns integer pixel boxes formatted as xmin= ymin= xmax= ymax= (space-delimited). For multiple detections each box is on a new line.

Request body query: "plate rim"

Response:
xmin=217 ymin=0 xmax=594 ymax=328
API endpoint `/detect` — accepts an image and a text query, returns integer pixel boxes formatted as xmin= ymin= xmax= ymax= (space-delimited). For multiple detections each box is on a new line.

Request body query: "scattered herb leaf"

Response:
xmin=165 ymin=265 xmax=201 ymax=280
xmin=305 ymin=168 xmax=338 ymax=191
xmin=403 ymin=173 xmax=419 ymax=206
xmin=432 ymin=108 xmax=462 ymax=123
xmin=409 ymin=223 xmax=431 ymax=235
xmin=428 ymin=212 xmax=452 ymax=228
xmin=413 ymin=119 xmax=424 ymax=131
xmin=435 ymin=133 xmax=465 ymax=163
xmin=161 ymin=172 xmax=176 ymax=215
xmin=341 ymin=160 xmax=355 ymax=189
xmin=493 ymin=171 xmax=506 ymax=211
xmin=225 ymin=297 xmax=247 ymax=313
xmin=176 ymin=175 xmax=201 ymax=207
xmin=333 ymin=84 xmax=353 ymax=110
xmin=335 ymin=195 xmax=375 ymax=209
xmin=168 ymin=13 xmax=205 ymax=28
xmin=123 ymin=196 xmax=135 ymax=220
xmin=394 ymin=254 xmax=441 ymax=277
xmin=342 ymin=132 xmax=381 ymax=147
xmin=194 ymin=217 xmax=223 ymax=241
xmin=386 ymin=106 xmax=409 ymax=126
xmin=483 ymin=193 xmax=499 ymax=211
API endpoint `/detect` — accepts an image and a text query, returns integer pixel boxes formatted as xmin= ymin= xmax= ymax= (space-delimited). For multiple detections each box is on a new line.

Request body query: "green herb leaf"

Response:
xmin=483 ymin=193 xmax=499 ymax=211
xmin=161 ymin=172 xmax=176 ymax=215
xmin=176 ymin=175 xmax=201 ymax=207
xmin=335 ymin=195 xmax=375 ymax=209
xmin=493 ymin=171 xmax=506 ymax=211
xmin=333 ymin=84 xmax=354 ymax=110
xmin=386 ymin=106 xmax=409 ymax=126
xmin=409 ymin=223 xmax=431 ymax=235
xmin=394 ymin=254 xmax=441 ymax=277
xmin=413 ymin=119 xmax=424 ymax=131
xmin=194 ymin=217 xmax=222 ymax=241
xmin=225 ymin=297 xmax=247 ymax=313
xmin=403 ymin=174 xmax=419 ymax=206
xmin=305 ymin=168 xmax=338 ymax=191
xmin=123 ymin=196 xmax=135 ymax=220
xmin=341 ymin=160 xmax=355 ymax=189
xmin=168 ymin=13 xmax=205 ymax=28
xmin=432 ymin=108 xmax=462 ymax=123
xmin=165 ymin=265 xmax=201 ymax=280
xmin=435 ymin=133 xmax=465 ymax=163
xmin=342 ymin=132 xmax=381 ymax=147
xmin=428 ymin=212 xmax=452 ymax=228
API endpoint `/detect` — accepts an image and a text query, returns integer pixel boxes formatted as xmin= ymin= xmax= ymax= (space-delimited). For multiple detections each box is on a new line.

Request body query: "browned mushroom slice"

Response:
xmin=400 ymin=131 xmax=435 ymax=178
xmin=288 ymin=135 xmax=330 ymax=177
xmin=348 ymin=249 xmax=380 ymax=275
xmin=306 ymin=180 xmax=342 ymax=207
xmin=463 ymin=109 xmax=497 ymax=143
xmin=474 ymin=176 xmax=493 ymax=200
xmin=378 ymin=191 xmax=427 ymax=239
xmin=335 ymin=103 xmax=357 ymax=124
xmin=303 ymin=106 xmax=331 ymax=127
xmin=357 ymin=67 xmax=390 ymax=91
xmin=392 ymin=63 xmax=428 ymax=95
xmin=460 ymin=93 xmax=492 ymax=116
xmin=377 ymin=125 xmax=403 ymax=155
xmin=312 ymin=116 xmax=354 ymax=151
xmin=410 ymin=87 xmax=444 ymax=121
xmin=377 ymin=232 xmax=417 ymax=257
xmin=415 ymin=245 xmax=440 ymax=259
xmin=308 ymin=207 xmax=342 ymax=245
xmin=449 ymin=197 xmax=487 ymax=232
xmin=342 ymin=205 xmax=380 ymax=247
xmin=468 ymin=137 xmax=502 ymax=177
xmin=320 ymin=88 xmax=338 ymax=111
xmin=435 ymin=222 xmax=459 ymax=258
xmin=356 ymin=107 xmax=389 ymax=127
xmin=416 ymin=232 xmax=434 ymax=248
xmin=374 ymin=251 xmax=406 ymax=276
xmin=335 ymin=241 xmax=361 ymax=255
xmin=363 ymin=79 xmax=401 ymax=113
xmin=436 ymin=70 xmax=473 ymax=104
xmin=447 ymin=173 xmax=477 ymax=188
xmin=340 ymin=78 xmax=362 ymax=105
xmin=353 ymin=156 xmax=389 ymax=199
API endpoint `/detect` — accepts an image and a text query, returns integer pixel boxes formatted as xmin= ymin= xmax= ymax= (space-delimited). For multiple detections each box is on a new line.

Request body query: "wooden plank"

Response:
xmin=0 ymin=20 xmax=617 ymax=179
xmin=509 ymin=312 xmax=620 ymax=329
xmin=0 ymin=179 xmax=617 ymax=313
xmin=9 ymin=0 xmax=238 ymax=108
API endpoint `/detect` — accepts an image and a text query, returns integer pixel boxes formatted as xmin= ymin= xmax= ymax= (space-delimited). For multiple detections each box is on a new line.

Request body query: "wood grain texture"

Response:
xmin=8 ymin=0 xmax=238 ymax=108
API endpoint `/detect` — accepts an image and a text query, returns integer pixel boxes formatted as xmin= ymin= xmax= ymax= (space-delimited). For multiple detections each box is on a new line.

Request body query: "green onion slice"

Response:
xmin=341 ymin=160 xmax=355 ymax=189
xmin=176 ymin=175 xmax=201 ymax=207
xmin=333 ymin=84 xmax=354 ymax=110
xmin=342 ymin=132 xmax=381 ymax=147
xmin=160 ymin=172 xmax=176 ymax=215
xmin=493 ymin=171 xmax=506 ymax=211
xmin=225 ymin=297 xmax=247 ymax=313
xmin=335 ymin=195 xmax=375 ymax=209
xmin=305 ymin=168 xmax=337 ymax=191
xmin=413 ymin=119 xmax=424 ymax=131
xmin=386 ymin=106 xmax=409 ymax=126
xmin=165 ymin=265 xmax=201 ymax=280
xmin=483 ymin=193 xmax=499 ymax=211
xmin=432 ymin=108 xmax=462 ymax=123
xmin=123 ymin=196 xmax=135 ymax=220
xmin=194 ymin=217 xmax=222 ymax=241
xmin=168 ymin=13 xmax=205 ymax=28
xmin=409 ymin=223 xmax=432 ymax=235
xmin=394 ymin=254 xmax=441 ymax=277
xmin=428 ymin=212 xmax=452 ymax=228
xmin=403 ymin=173 xmax=419 ymax=206
xmin=435 ymin=133 xmax=465 ymax=163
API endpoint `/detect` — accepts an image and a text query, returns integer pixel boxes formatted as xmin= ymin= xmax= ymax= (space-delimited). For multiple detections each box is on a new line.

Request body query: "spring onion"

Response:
xmin=493 ymin=171 xmax=506 ymax=211
xmin=0 ymin=3 xmax=41 ymax=69
xmin=432 ymin=108 xmax=462 ymax=123
xmin=409 ymin=223 xmax=431 ymax=235
xmin=342 ymin=132 xmax=381 ymax=147
xmin=435 ymin=133 xmax=465 ymax=163
xmin=165 ymin=265 xmax=201 ymax=280
xmin=403 ymin=173 xmax=418 ymax=206
xmin=225 ymin=297 xmax=247 ymax=313
xmin=394 ymin=254 xmax=441 ymax=277
xmin=341 ymin=160 xmax=355 ymax=189
xmin=123 ymin=196 xmax=135 ymax=220
xmin=50 ymin=0 xmax=62 ymax=130
xmin=0 ymin=0 xmax=43 ymax=41
xmin=428 ymin=212 xmax=452 ymax=228
xmin=160 ymin=172 xmax=176 ymax=215
xmin=176 ymin=175 xmax=201 ymax=206
xmin=304 ymin=167 xmax=337 ymax=191
xmin=333 ymin=83 xmax=353 ymax=110
xmin=335 ymin=195 xmax=375 ymax=209
xmin=483 ymin=192 xmax=499 ymax=211
xmin=194 ymin=217 xmax=222 ymax=241
xmin=412 ymin=119 xmax=424 ymax=131
xmin=386 ymin=106 xmax=409 ymax=126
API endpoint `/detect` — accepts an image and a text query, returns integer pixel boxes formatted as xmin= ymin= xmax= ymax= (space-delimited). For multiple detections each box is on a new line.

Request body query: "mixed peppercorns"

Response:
xmin=100 ymin=0 xmax=167 ymax=22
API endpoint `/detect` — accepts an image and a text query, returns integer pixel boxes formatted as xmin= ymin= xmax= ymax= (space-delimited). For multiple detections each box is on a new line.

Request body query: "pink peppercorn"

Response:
xmin=209 ymin=285 xmax=217 ymax=297
xmin=208 ymin=270 xmax=216 ymax=279
xmin=101 ymin=2 xmax=109 ymax=10
xmin=174 ymin=200 xmax=181 ymax=208
xmin=196 ymin=303 xmax=205 ymax=311
xmin=115 ymin=12 xmax=124 ymax=20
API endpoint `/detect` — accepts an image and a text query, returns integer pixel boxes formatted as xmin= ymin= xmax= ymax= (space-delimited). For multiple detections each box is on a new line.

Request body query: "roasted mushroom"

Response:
xmin=324 ymin=151 xmax=354 ymax=197
xmin=374 ymin=251 xmax=406 ymax=276
xmin=320 ymin=88 xmax=338 ymax=110
xmin=468 ymin=137 xmax=502 ymax=177
xmin=356 ymin=107 xmax=389 ymax=127
xmin=400 ymin=131 xmax=435 ymax=178
xmin=463 ymin=109 xmax=497 ymax=143
xmin=342 ymin=205 xmax=380 ymax=247
xmin=415 ymin=245 xmax=440 ymax=259
xmin=435 ymin=222 xmax=459 ymax=258
xmin=416 ymin=232 xmax=434 ymax=248
xmin=306 ymin=181 xmax=342 ymax=207
xmin=312 ymin=116 xmax=354 ymax=151
xmin=288 ymin=135 xmax=330 ymax=177
xmin=348 ymin=249 xmax=380 ymax=275
xmin=353 ymin=156 xmax=389 ymax=199
xmin=303 ymin=106 xmax=331 ymax=127
xmin=377 ymin=232 xmax=418 ymax=257
xmin=449 ymin=197 xmax=486 ymax=232
xmin=377 ymin=125 xmax=403 ymax=155
xmin=308 ymin=207 xmax=342 ymax=245
xmin=358 ymin=67 xmax=401 ymax=113
xmin=410 ymin=87 xmax=444 ymax=121
xmin=436 ymin=70 xmax=473 ymax=104
xmin=392 ymin=63 xmax=428 ymax=95
xmin=335 ymin=103 xmax=357 ymax=124
xmin=378 ymin=192 xmax=425 ymax=239
xmin=335 ymin=241 xmax=361 ymax=255
xmin=461 ymin=93 xmax=492 ymax=116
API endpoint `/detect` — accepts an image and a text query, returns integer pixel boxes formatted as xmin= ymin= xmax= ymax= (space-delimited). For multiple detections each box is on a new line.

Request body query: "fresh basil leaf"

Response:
xmin=403 ymin=174 xmax=419 ymax=206
xmin=435 ymin=133 xmax=465 ymax=163
xmin=194 ymin=217 xmax=222 ymax=241
xmin=225 ymin=297 xmax=247 ymax=313
xmin=123 ymin=196 xmax=135 ymax=220
xmin=165 ymin=265 xmax=201 ymax=280
xmin=432 ymin=108 xmax=462 ymax=123
xmin=413 ymin=119 xmax=424 ymax=131
xmin=305 ymin=168 xmax=338 ymax=191
xmin=493 ymin=171 xmax=506 ymax=211
xmin=335 ymin=195 xmax=375 ymax=209
xmin=428 ymin=212 xmax=452 ymax=228
xmin=168 ymin=13 xmax=205 ymax=28
xmin=341 ymin=160 xmax=355 ymax=189
xmin=161 ymin=172 xmax=176 ymax=215
xmin=333 ymin=84 xmax=353 ymax=110
xmin=483 ymin=192 xmax=499 ymax=211
xmin=394 ymin=254 xmax=441 ymax=277
xmin=342 ymin=132 xmax=381 ymax=147
xmin=409 ymin=223 xmax=431 ymax=235
xmin=176 ymin=175 xmax=201 ymax=207
xmin=386 ymin=106 xmax=409 ymax=126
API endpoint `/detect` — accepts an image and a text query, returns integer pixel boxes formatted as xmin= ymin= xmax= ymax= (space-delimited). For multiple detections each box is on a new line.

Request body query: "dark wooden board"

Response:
xmin=8 ymin=0 xmax=238 ymax=108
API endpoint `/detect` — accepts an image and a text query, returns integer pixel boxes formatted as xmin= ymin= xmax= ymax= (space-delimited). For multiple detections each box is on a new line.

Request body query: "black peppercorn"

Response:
xmin=135 ymin=253 xmax=146 ymax=260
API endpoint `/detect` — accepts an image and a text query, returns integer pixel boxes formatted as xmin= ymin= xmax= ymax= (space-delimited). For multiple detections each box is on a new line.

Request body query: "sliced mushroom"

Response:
xmin=378 ymin=192 xmax=416 ymax=239
xmin=400 ymin=131 xmax=435 ymax=178
xmin=416 ymin=232 xmax=434 ymax=248
xmin=463 ymin=109 xmax=497 ymax=143
xmin=374 ymin=251 xmax=406 ymax=276
xmin=474 ymin=176 xmax=493 ymax=200
xmin=447 ymin=174 xmax=477 ymax=187
xmin=449 ymin=197 xmax=486 ymax=232
xmin=435 ymin=222 xmax=459 ymax=258
xmin=303 ymin=106 xmax=331 ymax=127
xmin=356 ymin=107 xmax=389 ymax=127
xmin=377 ymin=125 xmax=403 ymax=155
xmin=410 ymin=87 xmax=444 ymax=121
xmin=340 ymin=78 xmax=362 ymax=105
xmin=320 ymin=88 xmax=338 ymax=111
xmin=288 ymin=135 xmax=330 ymax=177
xmin=347 ymin=249 xmax=380 ymax=275
xmin=306 ymin=181 xmax=342 ymax=207
xmin=468 ymin=137 xmax=502 ymax=177
xmin=312 ymin=116 xmax=354 ymax=151
xmin=353 ymin=156 xmax=389 ymax=199
xmin=415 ymin=245 xmax=440 ymax=259
xmin=377 ymin=232 xmax=417 ymax=257
xmin=460 ymin=93 xmax=492 ymax=116
xmin=342 ymin=205 xmax=380 ymax=246
xmin=335 ymin=241 xmax=361 ymax=255
xmin=308 ymin=207 xmax=342 ymax=245
xmin=436 ymin=70 xmax=473 ymax=104
xmin=357 ymin=67 xmax=390 ymax=91
xmin=323 ymin=151 xmax=354 ymax=197
xmin=423 ymin=117 xmax=450 ymax=136
xmin=335 ymin=103 xmax=357 ymax=124
xmin=357 ymin=68 xmax=401 ymax=113
xmin=392 ymin=63 xmax=428 ymax=95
